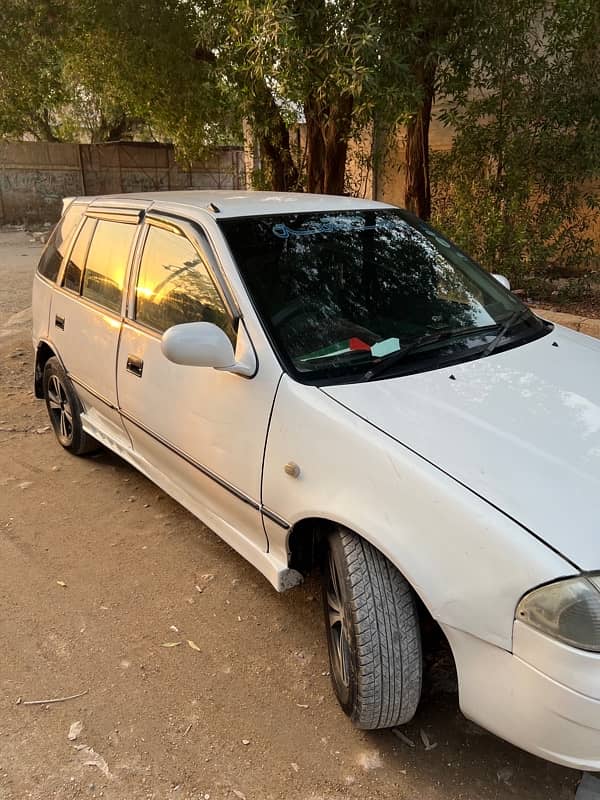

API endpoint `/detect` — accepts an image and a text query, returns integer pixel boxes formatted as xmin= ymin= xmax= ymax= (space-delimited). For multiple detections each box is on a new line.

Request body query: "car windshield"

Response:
xmin=218 ymin=209 xmax=548 ymax=383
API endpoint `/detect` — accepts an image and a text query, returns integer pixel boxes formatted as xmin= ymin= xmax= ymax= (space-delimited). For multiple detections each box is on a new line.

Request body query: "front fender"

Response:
xmin=262 ymin=376 xmax=571 ymax=650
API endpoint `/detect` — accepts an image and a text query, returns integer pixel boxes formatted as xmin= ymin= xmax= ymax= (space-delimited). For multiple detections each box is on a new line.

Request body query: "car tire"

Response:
xmin=43 ymin=357 xmax=99 ymax=456
xmin=322 ymin=527 xmax=422 ymax=729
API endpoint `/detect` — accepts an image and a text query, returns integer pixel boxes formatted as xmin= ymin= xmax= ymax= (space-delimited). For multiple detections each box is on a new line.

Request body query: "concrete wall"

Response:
xmin=372 ymin=116 xmax=454 ymax=207
xmin=0 ymin=141 xmax=245 ymax=225
xmin=0 ymin=142 xmax=84 ymax=225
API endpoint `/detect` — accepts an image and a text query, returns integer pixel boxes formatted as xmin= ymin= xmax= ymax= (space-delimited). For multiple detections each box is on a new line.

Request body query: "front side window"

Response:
xmin=219 ymin=210 xmax=549 ymax=383
xmin=134 ymin=224 xmax=235 ymax=341
xmin=81 ymin=219 xmax=137 ymax=313
xmin=37 ymin=204 xmax=84 ymax=282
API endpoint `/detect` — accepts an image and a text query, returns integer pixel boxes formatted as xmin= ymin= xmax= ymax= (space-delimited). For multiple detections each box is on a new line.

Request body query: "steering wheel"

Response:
xmin=271 ymin=298 xmax=327 ymax=330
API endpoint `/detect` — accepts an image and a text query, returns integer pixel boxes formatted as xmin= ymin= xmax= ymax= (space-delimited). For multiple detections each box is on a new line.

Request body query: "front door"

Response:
xmin=116 ymin=216 xmax=280 ymax=555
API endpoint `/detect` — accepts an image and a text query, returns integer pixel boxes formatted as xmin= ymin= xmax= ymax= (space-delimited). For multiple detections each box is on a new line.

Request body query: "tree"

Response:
xmin=184 ymin=0 xmax=417 ymax=193
xmin=432 ymin=0 xmax=600 ymax=278
xmin=69 ymin=0 xmax=420 ymax=192
xmin=0 ymin=0 xmax=66 ymax=140
xmin=394 ymin=0 xmax=481 ymax=219
xmin=0 ymin=0 xmax=462 ymax=200
xmin=0 ymin=0 xmax=149 ymax=142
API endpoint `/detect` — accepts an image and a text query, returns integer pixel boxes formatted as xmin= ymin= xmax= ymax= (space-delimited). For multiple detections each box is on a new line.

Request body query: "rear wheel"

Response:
xmin=322 ymin=527 xmax=422 ymax=729
xmin=43 ymin=357 xmax=99 ymax=455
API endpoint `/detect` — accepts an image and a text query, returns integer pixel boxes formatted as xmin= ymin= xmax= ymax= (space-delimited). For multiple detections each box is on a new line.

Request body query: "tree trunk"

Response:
xmin=305 ymin=92 xmax=353 ymax=195
xmin=258 ymin=126 xmax=299 ymax=191
xmin=251 ymin=80 xmax=299 ymax=192
xmin=92 ymin=113 xmax=132 ymax=143
xmin=34 ymin=108 xmax=61 ymax=142
xmin=323 ymin=93 xmax=353 ymax=195
xmin=193 ymin=48 xmax=299 ymax=192
xmin=304 ymin=94 xmax=326 ymax=193
xmin=106 ymin=115 xmax=131 ymax=142
xmin=404 ymin=60 xmax=436 ymax=219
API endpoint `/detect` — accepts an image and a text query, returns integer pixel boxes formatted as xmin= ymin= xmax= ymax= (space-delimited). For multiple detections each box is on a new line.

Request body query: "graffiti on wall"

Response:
xmin=0 ymin=169 xmax=83 ymax=198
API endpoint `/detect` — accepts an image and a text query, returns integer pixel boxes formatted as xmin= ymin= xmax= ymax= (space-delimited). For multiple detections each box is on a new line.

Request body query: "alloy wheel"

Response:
xmin=326 ymin=549 xmax=351 ymax=687
xmin=47 ymin=374 xmax=73 ymax=444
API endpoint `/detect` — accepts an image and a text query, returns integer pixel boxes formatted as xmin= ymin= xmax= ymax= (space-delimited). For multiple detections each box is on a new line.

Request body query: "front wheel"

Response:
xmin=322 ymin=528 xmax=422 ymax=729
xmin=43 ymin=357 xmax=99 ymax=455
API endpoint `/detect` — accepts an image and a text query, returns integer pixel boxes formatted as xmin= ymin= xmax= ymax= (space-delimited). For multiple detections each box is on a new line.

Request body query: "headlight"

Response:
xmin=516 ymin=574 xmax=600 ymax=652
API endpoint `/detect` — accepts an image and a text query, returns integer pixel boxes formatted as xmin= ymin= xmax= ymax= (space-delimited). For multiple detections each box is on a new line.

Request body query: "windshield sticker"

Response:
xmin=299 ymin=342 xmax=353 ymax=361
xmin=300 ymin=336 xmax=402 ymax=362
xmin=349 ymin=337 xmax=371 ymax=352
xmin=371 ymin=338 xmax=401 ymax=357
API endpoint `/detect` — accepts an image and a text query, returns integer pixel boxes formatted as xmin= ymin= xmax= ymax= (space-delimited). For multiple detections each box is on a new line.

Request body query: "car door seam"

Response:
xmin=69 ymin=372 xmax=117 ymax=411
xmin=259 ymin=370 xmax=286 ymax=548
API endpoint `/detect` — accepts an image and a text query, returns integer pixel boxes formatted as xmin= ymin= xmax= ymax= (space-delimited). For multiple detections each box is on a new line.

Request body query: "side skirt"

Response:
xmin=81 ymin=413 xmax=302 ymax=592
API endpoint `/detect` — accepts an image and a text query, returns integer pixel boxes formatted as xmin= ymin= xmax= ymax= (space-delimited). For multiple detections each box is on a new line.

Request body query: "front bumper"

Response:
xmin=443 ymin=622 xmax=600 ymax=771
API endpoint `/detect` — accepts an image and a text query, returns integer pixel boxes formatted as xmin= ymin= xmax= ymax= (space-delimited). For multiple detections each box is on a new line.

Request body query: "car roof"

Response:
xmin=75 ymin=190 xmax=395 ymax=219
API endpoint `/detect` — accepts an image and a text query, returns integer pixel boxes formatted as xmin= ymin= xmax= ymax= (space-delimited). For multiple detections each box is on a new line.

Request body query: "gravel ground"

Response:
xmin=0 ymin=230 xmax=583 ymax=800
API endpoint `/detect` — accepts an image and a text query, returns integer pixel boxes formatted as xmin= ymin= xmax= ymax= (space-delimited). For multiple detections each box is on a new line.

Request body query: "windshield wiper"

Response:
xmin=360 ymin=324 xmax=500 ymax=382
xmin=479 ymin=308 xmax=531 ymax=358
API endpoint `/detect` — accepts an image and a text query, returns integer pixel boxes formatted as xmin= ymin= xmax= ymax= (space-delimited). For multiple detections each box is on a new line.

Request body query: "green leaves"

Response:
xmin=432 ymin=0 xmax=600 ymax=279
xmin=1 ymin=0 xmax=597 ymax=235
xmin=0 ymin=0 xmax=65 ymax=140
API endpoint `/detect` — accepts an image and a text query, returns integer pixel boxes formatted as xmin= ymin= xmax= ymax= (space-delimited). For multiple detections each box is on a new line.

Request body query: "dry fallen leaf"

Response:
xmin=187 ymin=640 xmax=201 ymax=652
xmin=497 ymin=766 xmax=513 ymax=785
xmin=392 ymin=729 xmax=415 ymax=748
xmin=419 ymin=728 xmax=438 ymax=751
xmin=160 ymin=642 xmax=182 ymax=648
xmin=77 ymin=745 xmax=112 ymax=779
xmin=56 ymin=580 xmax=67 ymax=587
xmin=68 ymin=721 xmax=83 ymax=741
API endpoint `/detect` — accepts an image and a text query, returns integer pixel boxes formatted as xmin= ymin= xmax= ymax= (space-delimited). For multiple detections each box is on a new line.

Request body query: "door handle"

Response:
xmin=126 ymin=355 xmax=144 ymax=377
xmin=55 ymin=314 xmax=65 ymax=330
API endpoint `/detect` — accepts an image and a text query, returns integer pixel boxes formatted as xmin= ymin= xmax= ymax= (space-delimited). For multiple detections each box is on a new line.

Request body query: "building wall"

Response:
xmin=0 ymin=141 xmax=245 ymax=224
xmin=0 ymin=141 xmax=84 ymax=225
xmin=368 ymin=116 xmax=454 ymax=207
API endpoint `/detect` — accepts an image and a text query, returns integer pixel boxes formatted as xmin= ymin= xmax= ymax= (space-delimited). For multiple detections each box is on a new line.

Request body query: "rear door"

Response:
xmin=33 ymin=202 xmax=85 ymax=349
xmin=51 ymin=210 xmax=142 ymax=446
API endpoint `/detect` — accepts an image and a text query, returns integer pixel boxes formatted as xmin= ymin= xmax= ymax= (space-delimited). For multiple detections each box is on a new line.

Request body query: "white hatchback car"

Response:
xmin=32 ymin=191 xmax=600 ymax=770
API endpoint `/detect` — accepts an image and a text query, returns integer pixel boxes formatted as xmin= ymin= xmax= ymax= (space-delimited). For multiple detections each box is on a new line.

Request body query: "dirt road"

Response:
xmin=0 ymin=230 xmax=581 ymax=799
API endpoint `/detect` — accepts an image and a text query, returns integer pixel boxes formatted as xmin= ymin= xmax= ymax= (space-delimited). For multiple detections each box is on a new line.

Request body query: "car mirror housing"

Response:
xmin=161 ymin=321 xmax=255 ymax=376
xmin=492 ymin=273 xmax=511 ymax=291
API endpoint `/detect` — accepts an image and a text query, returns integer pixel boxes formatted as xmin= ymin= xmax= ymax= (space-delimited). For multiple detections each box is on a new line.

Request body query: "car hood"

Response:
xmin=323 ymin=326 xmax=600 ymax=570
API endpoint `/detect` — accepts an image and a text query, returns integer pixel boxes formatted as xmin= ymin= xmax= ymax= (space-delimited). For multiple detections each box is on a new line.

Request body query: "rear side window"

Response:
xmin=134 ymin=224 xmax=235 ymax=340
xmin=37 ymin=204 xmax=84 ymax=282
xmin=81 ymin=220 xmax=137 ymax=313
xmin=62 ymin=217 xmax=96 ymax=293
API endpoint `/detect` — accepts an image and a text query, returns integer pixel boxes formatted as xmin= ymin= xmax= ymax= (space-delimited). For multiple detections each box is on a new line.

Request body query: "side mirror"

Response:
xmin=161 ymin=322 xmax=255 ymax=377
xmin=492 ymin=273 xmax=511 ymax=291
